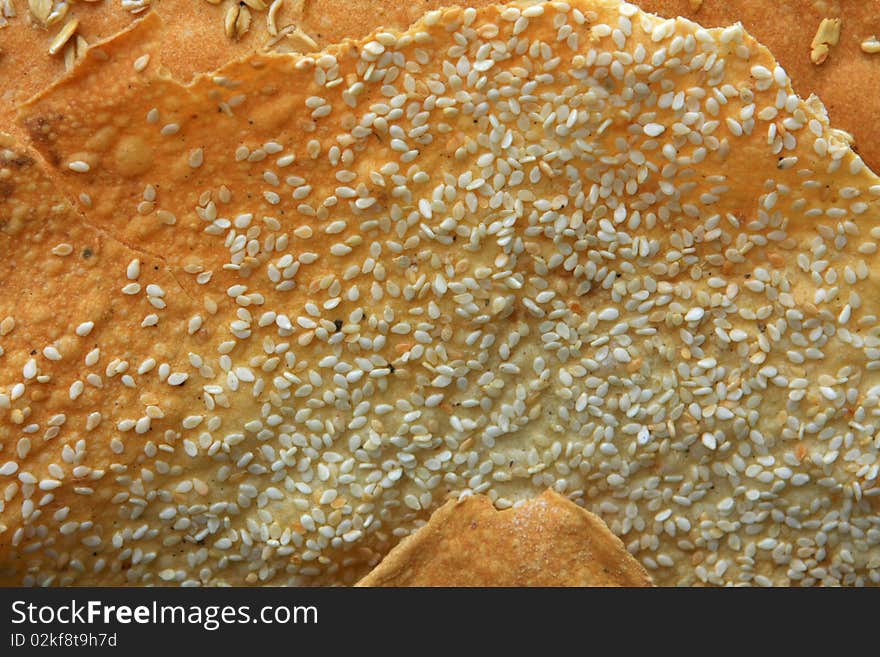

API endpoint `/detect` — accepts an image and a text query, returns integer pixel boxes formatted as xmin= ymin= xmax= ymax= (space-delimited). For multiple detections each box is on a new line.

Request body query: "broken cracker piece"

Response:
xmin=810 ymin=17 xmax=841 ymax=65
xmin=356 ymin=490 xmax=653 ymax=587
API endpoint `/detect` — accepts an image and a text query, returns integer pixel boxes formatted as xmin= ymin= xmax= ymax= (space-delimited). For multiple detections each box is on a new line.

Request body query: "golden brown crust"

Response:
xmin=356 ymin=490 xmax=653 ymax=586
xmin=295 ymin=0 xmax=496 ymax=46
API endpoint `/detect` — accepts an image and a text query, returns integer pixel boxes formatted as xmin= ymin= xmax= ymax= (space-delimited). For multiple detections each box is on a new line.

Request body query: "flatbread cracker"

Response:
xmin=356 ymin=489 xmax=653 ymax=586
xmin=5 ymin=0 xmax=880 ymax=586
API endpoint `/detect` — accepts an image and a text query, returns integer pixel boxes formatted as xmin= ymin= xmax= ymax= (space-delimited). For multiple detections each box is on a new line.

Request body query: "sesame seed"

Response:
xmin=126 ymin=259 xmax=141 ymax=280
xmin=188 ymin=148 xmax=204 ymax=168
xmin=133 ymin=53 xmax=151 ymax=72
xmin=643 ymin=123 xmax=665 ymax=137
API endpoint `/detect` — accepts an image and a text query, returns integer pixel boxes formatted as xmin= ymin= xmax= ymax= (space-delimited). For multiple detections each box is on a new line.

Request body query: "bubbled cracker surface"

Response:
xmin=5 ymin=0 xmax=880 ymax=586
xmin=0 ymin=131 xmax=203 ymax=583
xmin=0 ymin=0 xmax=498 ymax=139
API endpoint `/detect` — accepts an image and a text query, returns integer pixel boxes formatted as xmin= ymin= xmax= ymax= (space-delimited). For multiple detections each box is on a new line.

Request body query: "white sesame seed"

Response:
xmin=685 ymin=308 xmax=705 ymax=322
xmin=126 ymin=259 xmax=141 ymax=280
xmin=188 ymin=148 xmax=204 ymax=168
xmin=23 ymin=358 xmax=37 ymax=379
xmin=133 ymin=53 xmax=151 ymax=72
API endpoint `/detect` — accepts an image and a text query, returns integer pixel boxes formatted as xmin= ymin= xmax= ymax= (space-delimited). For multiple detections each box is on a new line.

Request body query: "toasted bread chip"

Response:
xmin=357 ymin=490 xmax=653 ymax=586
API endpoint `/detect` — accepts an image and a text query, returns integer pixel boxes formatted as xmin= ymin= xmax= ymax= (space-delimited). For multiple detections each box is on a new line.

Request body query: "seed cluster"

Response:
xmin=4 ymin=0 xmax=880 ymax=586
